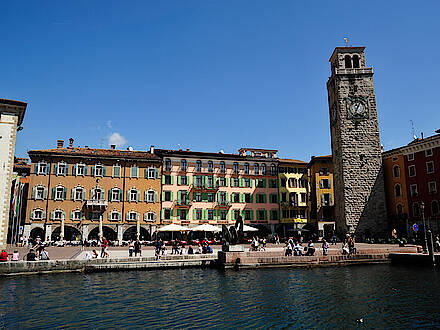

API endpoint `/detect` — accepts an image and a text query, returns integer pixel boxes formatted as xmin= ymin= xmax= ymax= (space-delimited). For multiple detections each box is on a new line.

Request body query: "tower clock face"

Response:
xmin=345 ymin=97 xmax=369 ymax=120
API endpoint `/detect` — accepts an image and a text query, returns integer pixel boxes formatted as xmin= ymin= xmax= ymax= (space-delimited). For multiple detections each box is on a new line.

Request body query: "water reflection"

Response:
xmin=0 ymin=265 xmax=439 ymax=329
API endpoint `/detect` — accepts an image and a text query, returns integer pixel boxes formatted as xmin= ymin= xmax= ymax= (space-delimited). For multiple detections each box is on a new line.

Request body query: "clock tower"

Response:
xmin=327 ymin=47 xmax=388 ymax=238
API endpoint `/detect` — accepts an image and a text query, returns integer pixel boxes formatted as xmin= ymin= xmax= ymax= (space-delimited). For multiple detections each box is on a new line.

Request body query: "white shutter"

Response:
xmin=101 ymin=189 xmax=105 ymax=201
xmin=154 ymin=191 xmax=158 ymax=203
xmin=136 ymin=213 xmax=140 ymax=221
xmin=144 ymin=213 xmax=147 ymax=221
xmin=137 ymin=190 xmax=141 ymax=202
xmin=62 ymin=211 xmax=66 ymax=220
xmin=30 ymin=210 xmax=34 ymax=220
xmin=42 ymin=211 xmax=46 ymax=220
xmin=107 ymin=212 xmax=111 ymax=220
xmin=43 ymin=187 xmax=48 ymax=200
xmin=50 ymin=211 xmax=54 ymax=220
xmin=144 ymin=191 xmax=148 ymax=202
xmin=70 ymin=211 xmax=74 ymax=220
xmin=127 ymin=191 xmax=131 ymax=202
xmin=153 ymin=213 xmax=157 ymax=221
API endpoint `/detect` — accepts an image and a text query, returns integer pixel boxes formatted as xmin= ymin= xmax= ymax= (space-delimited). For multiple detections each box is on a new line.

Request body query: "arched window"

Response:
xmin=413 ymin=202 xmax=420 ymax=217
xmin=394 ymin=184 xmax=402 ymax=197
xmin=270 ymin=164 xmax=277 ymax=175
xmin=254 ymin=163 xmax=259 ymax=175
xmin=261 ymin=164 xmax=267 ymax=175
xmin=144 ymin=189 xmax=158 ymax=203
xmin=220 ymin=161 xmax=226 ymax=173
xmin=432 ymin=200 xmax=439 ymax=216
xmin=53 ymin=185 xmax=67 ymax=201
xmin=393 ymin=165 xmax=400 ymax=178
xmin=233 ymin=162 xmax=239 ymax=174
xmin=180 ymin=159 xmax=187 ymax=171
xmin=91 ymin=187 xmax=104 ymax=201
xmin=344 ymin=55 xmax=352 ymax=68
xmin=128 ymin=188 xmax=140 ymax=202
xmin=244 ymin=163 xmax=249 ymax=174
xmin=396 ymin=204 xmax=403 ymax=215
xmin=207 ymin=161 xmax=213 ymax=173
xmin=352 ymin=54 xmax=360 ymax=68
xmin=108 ymin=210 xmax=121 ymax=221
xmin=144 ymin=212 xmax=157 ymax=222
xmin=126 ymin=211 xmax=139 ymax=222
xmin=30 ymin=208 xmax=46 ymax=221
xmin=72 ymin=186 xmax=85 ymax=201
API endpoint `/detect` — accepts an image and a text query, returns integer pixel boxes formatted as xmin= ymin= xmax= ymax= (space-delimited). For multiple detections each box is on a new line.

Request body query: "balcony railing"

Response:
xmin=335 ymin=67 xmax=373 ymax=75
xmin=191 ymin=183 xmax=219 ymax=191
xmin=215 ymin=201 xmax=231 ymax=208
xmin=86 ymin=200 xmax=108 ymax=207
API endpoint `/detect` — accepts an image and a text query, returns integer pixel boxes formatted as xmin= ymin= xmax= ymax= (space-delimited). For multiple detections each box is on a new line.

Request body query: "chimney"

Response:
xmin=421 ymin=132 xmax=424 ymax=139
xmin=150 ymin=145 xmax=155 ymax=154
xmin=111 ymin=145 xmax=116 ymax=150
xmin=69 ymin=138 xmax=74 ymax=148
xmin=57 ymin=140 xmax=64 ymax=149
xmin=186 ymin=148 xmax=190 ymax=151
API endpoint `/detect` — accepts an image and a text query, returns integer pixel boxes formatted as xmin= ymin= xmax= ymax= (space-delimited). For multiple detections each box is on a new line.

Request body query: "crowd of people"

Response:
xmin=283 ymin=235 xmax=357 ymax=257
xmin=153 ymin=239 xmax=213 ymax=259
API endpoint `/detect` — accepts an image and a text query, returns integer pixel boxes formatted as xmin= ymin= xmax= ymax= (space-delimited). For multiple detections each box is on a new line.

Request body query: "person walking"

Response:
xmin=134 ymin=239 xmax=142 ymax=257
xmin=101 ymin=237 xmax=109 ymax=258
xmin=128 ymin=240 xmax=135 ymax=257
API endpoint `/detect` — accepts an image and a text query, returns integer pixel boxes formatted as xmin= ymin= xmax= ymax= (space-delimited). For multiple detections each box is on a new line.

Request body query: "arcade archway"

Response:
xmin=88 ymin=226 xmax=117 ymax=241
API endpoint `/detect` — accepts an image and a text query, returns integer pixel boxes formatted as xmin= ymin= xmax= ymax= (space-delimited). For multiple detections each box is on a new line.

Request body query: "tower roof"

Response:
xmin=329 ymin=47 xmax=365 ymax=62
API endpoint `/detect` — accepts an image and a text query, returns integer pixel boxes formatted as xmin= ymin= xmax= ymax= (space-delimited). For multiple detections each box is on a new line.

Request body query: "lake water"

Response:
xmin=1 ymin=265 xmax=439 ymax=329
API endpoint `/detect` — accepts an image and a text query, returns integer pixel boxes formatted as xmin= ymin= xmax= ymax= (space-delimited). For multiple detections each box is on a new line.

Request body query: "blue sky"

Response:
xmin=2 ymin=1 xmax=439 ymax=161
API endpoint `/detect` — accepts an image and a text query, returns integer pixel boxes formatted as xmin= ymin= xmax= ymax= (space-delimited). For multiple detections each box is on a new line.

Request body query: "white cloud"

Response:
xmin=108 ymin=132 xmax=127 ymax=147
xmin=106 ymin=120 xmax=113 ymax=129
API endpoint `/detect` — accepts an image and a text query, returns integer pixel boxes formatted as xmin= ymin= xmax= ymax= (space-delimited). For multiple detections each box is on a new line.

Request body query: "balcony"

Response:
xmin=335 ymin=67 xmax=373 ymax=75
xmin=86 ymin=199 xmax=108 ymax=207
xmin=174 ymin=200 xmax=192 ymax=208
xmin=215 ymin=201 xmax=231 ymax=208
xmin=191 ymin=183 xmax=219 ymax=192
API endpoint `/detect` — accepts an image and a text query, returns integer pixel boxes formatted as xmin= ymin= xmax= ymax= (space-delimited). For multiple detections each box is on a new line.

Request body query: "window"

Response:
xmin=91 ymin=188 xmax=104 ymax=201
xmin=257 ymin=194 xmax=266 ymax=203
xmin=196 ymin=160 xmax=202 ymax=172
xmin=290 ymin=209 xmax=297 ymax=218
xmin=76 ymin=164 xmax=86 ymax=176
xmin=109 ymin=211 xmax=120 ymax=221
xmin=164 ymin=209 xmax=171 ymax=220
xmin=396 ymin=204 xmax=403 ymax=215
xmin=220 ymin=162 xmax=226 ymax=173
xmin=299 ymin=178 xmax=306 ymax=188
xmin=270 ymin=210 xmax=279 ymax=220
xmin=270 ymin=164 xmax=277 ymax=175
xmin=232 ymin=193 xmax=240 ymax=203
xmin=73 ymin=187 xmax=85 ymax=201
xmin=408 ymin=165 xmax=416 ymax=177
xmin=256 ymin=179 xmax=265 ymax=188
xmin=127 ymin=211 xmax=138 ymax=221
xmin=207 ymin=193 xmax=214 ymax=202
xmin=289 ymin=178 xmax=297 ymax=188
xmin=290 ymin=192 xmax=297 ymax=205
xmin=145 ymin=190 xmax=156 ymax=203
xmin=344 ymin=55 xmax=352 ymax=68
xmin=426 ymin=161 xmax=434 ymax=174
xmin=282 ymin=210 xmax=289 ymax=218
xmin=261 ymin=164 xmax=267 ymax=175
xmin=32 ymin=209 xmax=44 ymax=220
xmin=394 ymin=184 xmax=402 ymax=197
xmin=57 ymin=162 xmax=67 ymax=176
xmin=393 ymin=165 xmax=400 ymax=178
xmin=410 ymin=184 xmax=418 ymax=197
xmin=428 ymin=181 xmax=437 ymax=194
xmin=90 ymin=212 xmax=101 ymax=221
xmin=129 ymin=189 xmax=140 ymax=202
xmin=208 ymin=161 xmax=213 ymax=173
xmin=195 ymin=176 xmax=203 ymax=188
xmin=164 ymin=191 xmax=172 ymax=202
xmin=281 ymin=192 xmax=287 ymax=202
xmin=321 ymin=193 xmax=332 ymax=206
xmin=148 ymin=168 xmax=156 ymax=179
xmin=244 ymin=163 xmax=249 ymax=174
xmin=233 ymin=162 xmax=239 ymax=174
xmin=130 ymin=166 xmax=138 ymax=178
xmin=180 ymin=160 xmax=187 ymax=171
xmin=320 ymin=179 xmax=330 ymax=189
xmin=413 ymin=203 xmax=420 ymax=217
xmin=95 ymin=165 xmax=104 ymax=177
xmin=270 ymin=194 xmax=278 ymax=203
xmin=72 ymin=210 xmax=83 ymax=221
xmin=179 ymin=175 xmax=188 ymax=185
xmin=233 ymin=178 xmax=239 ymax=187
xmin=257 ymin=210 xmax=266 ymax=221
xmin=245 ymin=193 xmax=252 ymax=203
xmin=432 ymin=201 xmax=439 ymax=216
xmin=244 ymin=210 xmax=252 ymax=221
xmin=111 ymin=188 xmax=120 ymax=202
xmin=254 ymin=163 xmax=259 ymax=175
xmin=55 ymin=186 xmax=65 ymax=201
xmin=37 ymin=162 xmax=48 ymax=175
xmin=218 ymin=192 xmax=227 ymax=204
xmin=352 ymin=54 xmax=360 ymax=68
xmin=207 ymin=176 xmax=213 ymax=188
xmin=196 ymin=209 xmax=202 ymax=220
xmin=34 ymin=186 xmax=46 ymax=200
xmin=244 ymin=178 xmax=251 ymax=187
xmin=52 ymin=210 xmax=64 ymax=221
xmin=165 ymin=159 xmax=172 ymax=171
xmin=220 ymin=210 xmax=227 ymax=220
xmin=145 ymin=212 xmax=156 ymax=222
xmin=426 ymin=149 xmax=433 ymax=157
xmin=408 ymin=153 xmax=414 ymax=161
xmin=179 ymin=190 xmax=187 ymax=204
xmin=164 ymin=175 xmax=172 ymax=185
xmin=319 ymin=167 xmax=330 ymax=175
xmin=301 ymin=193 xmax=307 ymax=203
xmin=280 ymin=178 xmax=286 ymax=188
xmin=113 ymin=165 xmax=121 ymax=178
xmin=207 ymin=210 xmax=214 ymax=220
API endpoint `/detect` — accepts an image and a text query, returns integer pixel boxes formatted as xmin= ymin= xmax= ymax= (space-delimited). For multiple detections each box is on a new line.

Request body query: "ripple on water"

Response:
xmin=1 ymin=265 xmax=440 ymax=329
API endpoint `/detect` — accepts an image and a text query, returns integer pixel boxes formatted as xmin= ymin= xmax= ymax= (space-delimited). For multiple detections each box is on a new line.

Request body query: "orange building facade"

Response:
xmin=25 ymin=140 xmax=161 ymax=243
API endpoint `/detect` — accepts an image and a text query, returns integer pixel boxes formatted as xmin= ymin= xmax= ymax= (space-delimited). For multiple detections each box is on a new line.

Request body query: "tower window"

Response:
xmin=352 ymin=55 xmax=360 ymax=68
xmin=344 ymin=55 xmax=352 ymax=68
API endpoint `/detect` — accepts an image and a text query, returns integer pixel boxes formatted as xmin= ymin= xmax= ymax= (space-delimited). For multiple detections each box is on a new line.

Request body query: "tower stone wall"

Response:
xmin=326 ymin=47 xmax=388 ymax=238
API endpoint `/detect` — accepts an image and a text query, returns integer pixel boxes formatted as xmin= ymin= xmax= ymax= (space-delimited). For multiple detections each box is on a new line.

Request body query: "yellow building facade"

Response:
xmin=278 ymin=159 xmax=310 ymax=229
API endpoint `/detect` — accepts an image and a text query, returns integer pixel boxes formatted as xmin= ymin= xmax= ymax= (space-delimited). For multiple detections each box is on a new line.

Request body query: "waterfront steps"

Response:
xmin=0 ymin=254 xmax=216 ymax=276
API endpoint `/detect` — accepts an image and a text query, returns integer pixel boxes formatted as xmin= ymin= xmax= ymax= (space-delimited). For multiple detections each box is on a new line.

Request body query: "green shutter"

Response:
xmin=225 ymin=178 xmax=229 ymax=187
xmin=177 ymin=176 xmax=181 ymax=185
xmin=161 ymin=191 xmax=165 ymax=202
xmin=187 ymin=176 xmax=190 ymax=184
xmin=231 ymin=211 xmax=235 ymax=221
xmin=263 ymin=179 xmax=267 ymax=188
xmin=108 ymin=189 xmax=112 ymax=201
xmin=264 ymin=210 xmax=268 ymax=220
xmin=63 ymin=187 xmax=67 ymax=200
xmin=51 ymin=188 xmax=55 ymax=200
xmin=202 ymin=193 xmax=207 ymax=202
xmin=193 ymin=176 xmax=197 ymax=186
xmin=170 ymin=209 xmax=174 ymax=217
xmin=177 ymin=209 xmax=180 ymax=220
xmin=119 ymin=190 xmax=123 ymax=201
xmin=103 ymin=166 xmax=107 ymax=177
xmin=91 ymin=166 xmax=95 ymax=176
xmin=177 ymin=191 xmax=181 ymax=202
xmin=171 ymin=176 xmax=174 ymax=184
xmin=250 ymin=210 xmax=254 ymax=220
xmin=193 ymin=209 xmax=196 ymax=219
xmin=54 ymin=164 xmax=58 ymax=175
xmin=162 ymin=175 xmax=165 ymax=184
xmin=250 ymin=195 xmax=253 ymax=203
xmin=226 ymin=211 xmax=229 ymax=220
xmin=161 ymin=209 xmax=164 ymax=220
xmin=145 ymin=169 xmax=148 ymax=178
xmin=240 ymin=193 xmax=244 ymax=203
xmin=264 ymin=194 xmax=267 ymax=203
xmin=171 ymin=191 xmax=174 ymax=201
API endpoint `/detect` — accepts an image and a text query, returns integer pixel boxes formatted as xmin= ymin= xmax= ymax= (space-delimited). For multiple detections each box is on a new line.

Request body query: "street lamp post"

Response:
xmin=421 ymin=202 xmax=428 ymax=253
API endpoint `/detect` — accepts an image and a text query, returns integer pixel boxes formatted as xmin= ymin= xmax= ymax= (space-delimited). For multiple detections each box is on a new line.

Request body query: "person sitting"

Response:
xmin=92 ymin=249 xmax=99 ymax=259
xmin=180 ymin=245 xmax=186 ymax=255
xmin=25 ymin=249 xmax=36 ymax=261
xmin=0 ymin=249 xmax=8 ymax=262
xmin=39 ymin=247 xmax=49 ymax=260
xmin=348 ymin=237 xmax=357 ymax=254
xmin=293 ymin=242 xmax=303 ymax=256
xmin=206 ymin=244 xmax=213 ymax=254
xmin=188 ymin=246 xmax=194 ymax=255
xmin=285 ymin=241 xmax=293 ymax=256
xmin=305 ymin=241 xmax=315 ymax=256
xmin=342 ymin=241 xmax=350 ymax=255
xmin=12 ymin=251 xmax=19 ymax=261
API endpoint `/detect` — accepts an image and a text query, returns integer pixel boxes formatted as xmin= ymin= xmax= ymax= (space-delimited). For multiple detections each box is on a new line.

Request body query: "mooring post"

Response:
xmin=427 ymin=230 xmax=436 ymax=266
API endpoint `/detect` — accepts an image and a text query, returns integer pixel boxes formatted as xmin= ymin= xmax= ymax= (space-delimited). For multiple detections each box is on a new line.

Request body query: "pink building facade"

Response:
xmin=158 ymin=148 xmax=280 ymax=232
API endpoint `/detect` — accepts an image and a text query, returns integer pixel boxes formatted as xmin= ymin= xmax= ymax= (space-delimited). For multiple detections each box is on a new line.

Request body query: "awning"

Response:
xmin=191 ymin=224 xmax=221 ymax=232
xmin=157 ymin=224 xmax=188 ymax=232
